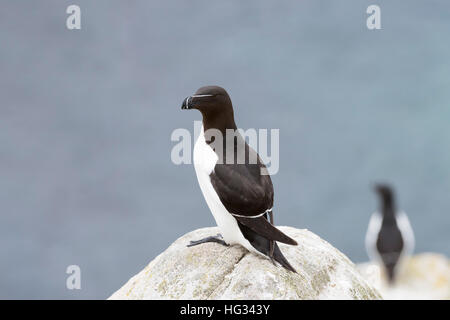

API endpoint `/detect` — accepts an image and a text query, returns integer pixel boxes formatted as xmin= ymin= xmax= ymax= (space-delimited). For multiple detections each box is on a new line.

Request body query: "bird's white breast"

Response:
xmin=193 ymin=126 xmax=259 ymax=254
xmin=396 ymin=211 xmax=415 ymax=255
xmin=365 ymin=212 xmax=382 ymax=263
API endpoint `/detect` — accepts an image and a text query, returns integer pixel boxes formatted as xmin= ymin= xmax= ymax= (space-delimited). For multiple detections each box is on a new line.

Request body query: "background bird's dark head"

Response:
xmin=374 ymin=184 xmax=394 ymax=200
xmin=374 ymin=183 xmax=396 ymax=213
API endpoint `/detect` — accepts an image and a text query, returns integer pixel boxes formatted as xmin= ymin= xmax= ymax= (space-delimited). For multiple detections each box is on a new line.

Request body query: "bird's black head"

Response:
xmin=374 ymin=183 xmax=396 ymax=213
xmin=374 ymin=184 xmax=393 ymax=200
xmin=181 ymin=86 xmax=235 ymax=131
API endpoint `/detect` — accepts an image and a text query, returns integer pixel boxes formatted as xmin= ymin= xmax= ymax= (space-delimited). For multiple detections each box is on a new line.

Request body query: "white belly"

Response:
xmin=193 ymin=126 xmax=260 ymax=254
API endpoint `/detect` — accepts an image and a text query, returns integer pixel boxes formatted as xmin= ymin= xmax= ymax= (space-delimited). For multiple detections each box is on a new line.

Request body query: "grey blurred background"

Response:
xmin=0 ymin=0 xmax=449 ymax=299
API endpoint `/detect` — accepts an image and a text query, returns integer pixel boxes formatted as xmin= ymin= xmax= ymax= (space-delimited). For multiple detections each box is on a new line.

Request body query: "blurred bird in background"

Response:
xmin=365 ymin=184 xmax=415 ymax=285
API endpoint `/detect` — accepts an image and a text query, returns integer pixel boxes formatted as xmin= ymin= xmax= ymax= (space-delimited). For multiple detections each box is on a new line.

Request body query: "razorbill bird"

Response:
xmin=365 ymin=184 xmax=415 ymax=284
xmin=181 ymin=85 xmax=297 ymax=272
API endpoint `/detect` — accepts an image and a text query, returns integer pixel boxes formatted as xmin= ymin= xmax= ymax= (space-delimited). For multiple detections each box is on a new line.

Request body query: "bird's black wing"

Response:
xmin=210 ymin=143 xmax=297 ymax=246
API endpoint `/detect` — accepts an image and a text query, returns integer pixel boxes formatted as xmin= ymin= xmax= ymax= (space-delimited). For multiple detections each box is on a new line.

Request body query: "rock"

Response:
xmin=357 ymin=253 xmax=450 ymax=300
xmin=109 ymin=227 xmax=381 ymax=300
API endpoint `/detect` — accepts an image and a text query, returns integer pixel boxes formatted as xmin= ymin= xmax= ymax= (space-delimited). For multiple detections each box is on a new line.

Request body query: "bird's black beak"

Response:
xmin=181 ymin=96 xmax=191 ymax=110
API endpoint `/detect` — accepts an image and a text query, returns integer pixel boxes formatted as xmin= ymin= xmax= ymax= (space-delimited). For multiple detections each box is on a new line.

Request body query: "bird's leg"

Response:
xmin=268 ymin=240 xmax=277 ymax=266
xmin=187 ymin=233 xmax=229 ymax=247
xmin=268 ymin=211 xmax=274 ymax=225
xmin=267 ymin=212 xmax=276 ymax=265
xmin=268 ymin=212 xmax=275 ymax=261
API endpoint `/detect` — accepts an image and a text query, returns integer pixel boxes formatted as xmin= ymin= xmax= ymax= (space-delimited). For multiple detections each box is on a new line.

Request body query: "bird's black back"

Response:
xmin=376 ymin=223 xmax=404 ymax=283
xmin=374 ymin=184 xmax=404 ymax=283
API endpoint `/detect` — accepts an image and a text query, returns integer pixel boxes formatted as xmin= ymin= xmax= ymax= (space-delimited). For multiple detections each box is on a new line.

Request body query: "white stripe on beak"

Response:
xmin=191 ymin=94 xmax=214 ymax=98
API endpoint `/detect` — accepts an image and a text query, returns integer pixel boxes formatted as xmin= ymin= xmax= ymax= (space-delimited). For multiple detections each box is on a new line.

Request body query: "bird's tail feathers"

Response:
xmin=236 ymin=215 xmax=298 ymax=245
xmin=272 ymin=241 xmax=297 ymax=273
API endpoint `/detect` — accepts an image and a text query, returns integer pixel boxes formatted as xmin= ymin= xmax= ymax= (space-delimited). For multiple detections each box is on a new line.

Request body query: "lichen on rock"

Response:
xmin=109 ymin=227 xmax=381 ymax=300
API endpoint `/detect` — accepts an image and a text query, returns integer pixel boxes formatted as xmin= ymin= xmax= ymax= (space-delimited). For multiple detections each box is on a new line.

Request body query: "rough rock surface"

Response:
xmin=357 ymin=253 xmax=450 ymax=300
xmin=109 ymin=227 xmax=381 ymax=300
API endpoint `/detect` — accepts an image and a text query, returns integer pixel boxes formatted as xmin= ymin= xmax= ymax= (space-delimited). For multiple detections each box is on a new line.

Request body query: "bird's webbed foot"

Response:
xmin=187 ymin=233 xmax=229 ymax=247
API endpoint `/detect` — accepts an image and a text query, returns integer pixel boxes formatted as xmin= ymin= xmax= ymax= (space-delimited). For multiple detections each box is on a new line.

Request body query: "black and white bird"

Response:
xmin=181 ymin=85 xmax=297 ymax=272
xmin=365 ymin=184 xmax=415 ymax=284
